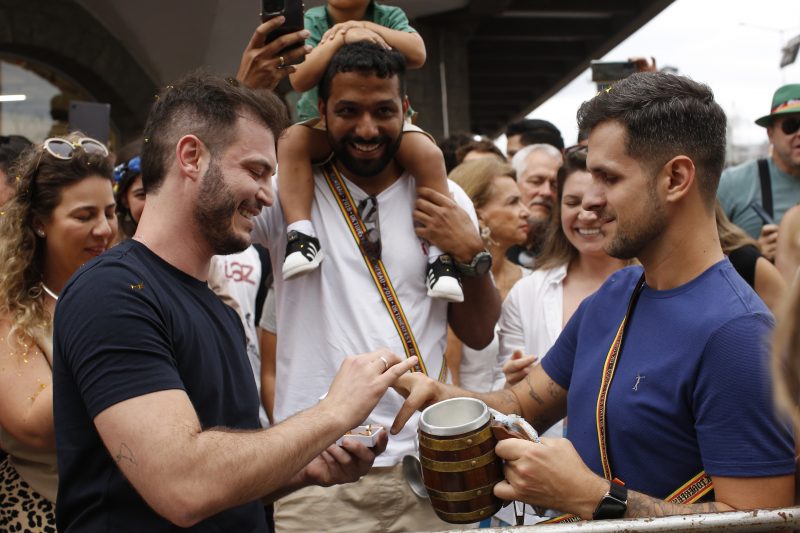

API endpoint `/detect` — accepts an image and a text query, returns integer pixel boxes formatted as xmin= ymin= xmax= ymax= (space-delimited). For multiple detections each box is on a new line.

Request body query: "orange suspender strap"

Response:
xmin=542 ymin=274 xmax=713 ymax=524
xmin=322 ymin=163 xmax=443 ymax=379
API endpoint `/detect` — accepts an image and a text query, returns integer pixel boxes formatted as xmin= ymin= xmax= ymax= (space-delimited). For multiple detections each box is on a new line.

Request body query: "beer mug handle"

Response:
xmin=489 ymin=409 xmax=540 ymax=443
xmin=402 ymin=438 xmax=429 ymax=498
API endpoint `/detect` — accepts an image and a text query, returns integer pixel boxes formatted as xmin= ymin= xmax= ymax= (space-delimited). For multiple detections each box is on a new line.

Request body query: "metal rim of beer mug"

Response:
xmin=418 ymin=397 xmax=490 ymax=437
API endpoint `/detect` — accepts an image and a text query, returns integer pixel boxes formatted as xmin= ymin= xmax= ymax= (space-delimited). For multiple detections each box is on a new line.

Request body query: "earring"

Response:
xmin=480 ymin=225 xmax=498 ymax=246
xmin=35 ymin=229 xmax=45 ymax=238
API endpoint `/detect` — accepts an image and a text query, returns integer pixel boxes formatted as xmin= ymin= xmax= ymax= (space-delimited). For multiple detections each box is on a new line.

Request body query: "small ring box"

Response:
xmin=336 ymin=425 xmax=384 ymax=447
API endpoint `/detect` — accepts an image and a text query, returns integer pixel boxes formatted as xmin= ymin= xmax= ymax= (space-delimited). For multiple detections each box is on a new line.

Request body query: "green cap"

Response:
xmin=755 ymin=84 xmax=800 ymax=127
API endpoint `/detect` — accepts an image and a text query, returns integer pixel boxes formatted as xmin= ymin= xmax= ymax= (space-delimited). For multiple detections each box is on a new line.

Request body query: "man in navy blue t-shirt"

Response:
xmin=393 ymin=72 xmax=795 ymax=521
xmin=53 ymin=73 xmax=419 ymax=532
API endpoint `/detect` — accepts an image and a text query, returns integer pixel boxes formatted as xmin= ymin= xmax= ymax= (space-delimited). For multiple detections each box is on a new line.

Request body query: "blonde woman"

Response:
xmin=446 ymin=157 xmax=531 ymax=391
xmin=0 ymin=134 xmax=116 ymax=529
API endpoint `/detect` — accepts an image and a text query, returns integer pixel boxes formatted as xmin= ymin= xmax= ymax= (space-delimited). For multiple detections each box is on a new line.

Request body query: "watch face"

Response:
xmin=474 ymin=252 xmax=492 ymax=275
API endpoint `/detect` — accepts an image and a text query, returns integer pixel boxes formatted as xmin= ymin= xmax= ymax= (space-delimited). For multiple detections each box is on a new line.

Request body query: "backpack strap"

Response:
xmin=757 ymin=158 xmax=774 ymax=220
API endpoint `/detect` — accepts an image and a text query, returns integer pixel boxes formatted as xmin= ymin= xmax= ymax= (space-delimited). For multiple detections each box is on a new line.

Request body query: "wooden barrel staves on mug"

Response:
xmin=418 ymin=397 xmax=504 ymax=524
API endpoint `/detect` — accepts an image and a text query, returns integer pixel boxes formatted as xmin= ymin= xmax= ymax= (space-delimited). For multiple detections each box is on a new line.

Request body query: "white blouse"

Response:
xmin=497 ymin=263 xmax=568 ymax=438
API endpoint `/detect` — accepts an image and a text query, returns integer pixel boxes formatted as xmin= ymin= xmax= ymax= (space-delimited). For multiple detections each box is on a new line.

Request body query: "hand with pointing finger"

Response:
xmin=321 ymin=348 xmax=418 ymax=431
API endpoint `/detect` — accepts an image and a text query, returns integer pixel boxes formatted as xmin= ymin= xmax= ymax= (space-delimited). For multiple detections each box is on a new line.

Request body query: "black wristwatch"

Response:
xmin=455 ymin=250 xmax=492 ymax=277
xmin=592 ymin=481 xmax=627 ymax=520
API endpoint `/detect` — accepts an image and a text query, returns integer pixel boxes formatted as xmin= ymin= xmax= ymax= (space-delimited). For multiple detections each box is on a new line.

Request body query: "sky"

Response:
xmin=498 ymin=0 xmax=800 ymax=149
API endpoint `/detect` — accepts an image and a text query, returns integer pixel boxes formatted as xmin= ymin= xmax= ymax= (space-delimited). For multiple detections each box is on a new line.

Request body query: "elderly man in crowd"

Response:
xmin=508 ymin=143 xmax=563 ymax=267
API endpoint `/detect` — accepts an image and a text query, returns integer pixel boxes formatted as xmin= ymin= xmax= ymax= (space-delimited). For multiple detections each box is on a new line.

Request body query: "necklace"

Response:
xmin=41 ymin=283 xmax=59 ymax=301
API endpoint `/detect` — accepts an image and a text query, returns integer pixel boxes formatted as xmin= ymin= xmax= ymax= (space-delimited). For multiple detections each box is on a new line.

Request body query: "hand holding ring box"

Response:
xmin=336 ymin=425 xmax=385 ymax=447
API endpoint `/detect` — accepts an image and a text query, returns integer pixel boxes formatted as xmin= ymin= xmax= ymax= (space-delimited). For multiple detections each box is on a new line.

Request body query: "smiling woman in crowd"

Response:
xmin=0 ymin=134 xmax=116 ymax=530
xmin=499 ymin=145 xmax=631 ymax=403
xmin=446 ymin=157 xmax=531 ymax=391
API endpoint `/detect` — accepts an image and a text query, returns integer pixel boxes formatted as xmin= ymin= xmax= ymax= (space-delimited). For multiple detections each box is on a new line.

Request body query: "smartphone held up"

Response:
xmin=261 ymin=0 xmax=306 ymax=67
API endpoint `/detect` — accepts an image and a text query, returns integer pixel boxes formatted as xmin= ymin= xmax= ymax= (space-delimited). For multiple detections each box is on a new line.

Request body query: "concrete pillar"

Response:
xmin=406 ymin=20 xmax=471 ymax=142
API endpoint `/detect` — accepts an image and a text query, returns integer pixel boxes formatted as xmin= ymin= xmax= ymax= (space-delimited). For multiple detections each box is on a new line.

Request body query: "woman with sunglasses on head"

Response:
xmin=445 ymin=157 xmax=531 ymax=392
xmin=501 ymin=146 xmax=632 ymax=418
xmin=113 ymin=154 xmax=145 ymax=242
xmin=0 ymin=134 xmax=116 ymax=530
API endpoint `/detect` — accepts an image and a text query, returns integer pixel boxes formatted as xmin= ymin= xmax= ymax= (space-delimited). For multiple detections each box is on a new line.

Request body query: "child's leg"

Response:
xmin=396 ymin=131 xmax=449 ymax=260
xmin=277 ymin=124 xmax=332 ymax=233
xmin=277 ymin=124 xmax=332 ymax=280
xmin=396 ymin=130 xmax=464 ymax=303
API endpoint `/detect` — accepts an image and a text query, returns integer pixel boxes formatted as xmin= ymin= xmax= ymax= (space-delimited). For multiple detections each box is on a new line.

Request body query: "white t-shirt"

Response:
xmin=252 ymin=169 xmax=478 ymax=466
xmin=208 ymin=246 xmax=269 ymax=428
xmin=259 ymin=285 xmax=277 ymax=334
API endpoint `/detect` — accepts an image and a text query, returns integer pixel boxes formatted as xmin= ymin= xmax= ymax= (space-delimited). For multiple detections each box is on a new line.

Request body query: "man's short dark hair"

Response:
xmin=577 ymin=72 xmax=726 ymax=205
xmin=141 ymin=71 xmax=289 ymax=194
xmin=318 ymin=42 xmax=407 ymax=103
xmin=505 ymin=119 xmax=564 ymax=151
xmin=0 ymin=135 xmax=33 ymax=184
xmin=438 ymin=132 xmax=474 ymax=174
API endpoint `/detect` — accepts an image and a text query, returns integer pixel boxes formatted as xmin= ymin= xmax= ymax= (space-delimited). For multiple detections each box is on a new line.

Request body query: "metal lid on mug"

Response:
xmin=419 ymin=397 xmax=490 ymax=437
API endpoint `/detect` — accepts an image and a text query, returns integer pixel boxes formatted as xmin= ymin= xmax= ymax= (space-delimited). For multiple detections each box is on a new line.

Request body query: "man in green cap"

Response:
xmin=718 ymin=83 xmax=800 ymax=261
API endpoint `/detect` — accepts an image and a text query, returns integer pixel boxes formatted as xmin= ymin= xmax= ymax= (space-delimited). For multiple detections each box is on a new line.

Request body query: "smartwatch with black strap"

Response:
xmin=592 ymin=480 xmax=628 ymax=520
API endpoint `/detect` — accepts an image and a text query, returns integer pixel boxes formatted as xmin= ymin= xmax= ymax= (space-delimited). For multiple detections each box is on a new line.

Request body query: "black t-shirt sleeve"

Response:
xmin=727 ymin=244 xmax=761 ymax=288
xmin=55 ymin=263 xmax=186 ymax=419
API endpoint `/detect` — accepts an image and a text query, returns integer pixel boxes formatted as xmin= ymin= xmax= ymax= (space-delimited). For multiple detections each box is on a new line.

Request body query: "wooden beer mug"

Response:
xmin=418 ymin=397 xmax=503 ymax=524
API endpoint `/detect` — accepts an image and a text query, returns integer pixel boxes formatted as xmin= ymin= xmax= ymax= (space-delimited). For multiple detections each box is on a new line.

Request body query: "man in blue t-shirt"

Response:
xmin=392 ymin=72 xmax=795 ymax=521
xmin=53 ymin=73 xmax=419 ymax=532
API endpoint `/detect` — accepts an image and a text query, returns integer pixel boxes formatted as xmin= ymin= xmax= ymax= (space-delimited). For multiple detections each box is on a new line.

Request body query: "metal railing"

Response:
xmin=415 ymin=507 xmax=800 ymax=533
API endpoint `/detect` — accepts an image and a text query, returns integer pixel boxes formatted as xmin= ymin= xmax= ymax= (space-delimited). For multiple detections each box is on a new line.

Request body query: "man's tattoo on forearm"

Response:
xmin=525 ymin=374 xmax=544 ymax=405
xmin=626 ymin=492 xmax=718 ymax=518
xmin=547 ymin=378 xmax=562 ymax=399
xmin=498 ymin=388 xmax=522 ymax=415
xmin=115 ymin=443 xmax=137 ymax=466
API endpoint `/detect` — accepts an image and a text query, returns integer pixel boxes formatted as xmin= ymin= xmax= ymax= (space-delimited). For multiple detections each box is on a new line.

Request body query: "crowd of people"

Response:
xmin=1 ymin=1 xmax=800 ymax=532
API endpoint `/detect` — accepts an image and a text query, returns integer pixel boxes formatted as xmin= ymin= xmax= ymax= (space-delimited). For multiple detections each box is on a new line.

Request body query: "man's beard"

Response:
xmin=328 ymin=131 xmax=402 ymax=177
xmin=194 ymin=161 xmax=249 ymax=256
xmin=604 ymin=188 xmax=666 ymax=260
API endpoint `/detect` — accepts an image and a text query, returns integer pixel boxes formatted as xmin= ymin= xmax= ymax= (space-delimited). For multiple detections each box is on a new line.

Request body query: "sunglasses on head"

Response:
xmin=779 ymin=117 xmax=800 ymax=136
xmin=564 ymin=144 xmax=588 ymax=164
xmin=42 ymin=137 xmax=109 ymax=160
xmin=24 ymin=137 xmax=110 ymax=199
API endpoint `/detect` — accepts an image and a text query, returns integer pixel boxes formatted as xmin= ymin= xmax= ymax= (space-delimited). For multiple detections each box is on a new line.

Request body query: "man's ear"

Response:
xmin=175 ymin=135 xmax=207 ymax=182
xmin=403 ymin=96 xmax=409 ymax=117
xmin=661 ymin=155 xmax=695 ymax=203
xmin=766 ymin=124 xmax=775 ymax=145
